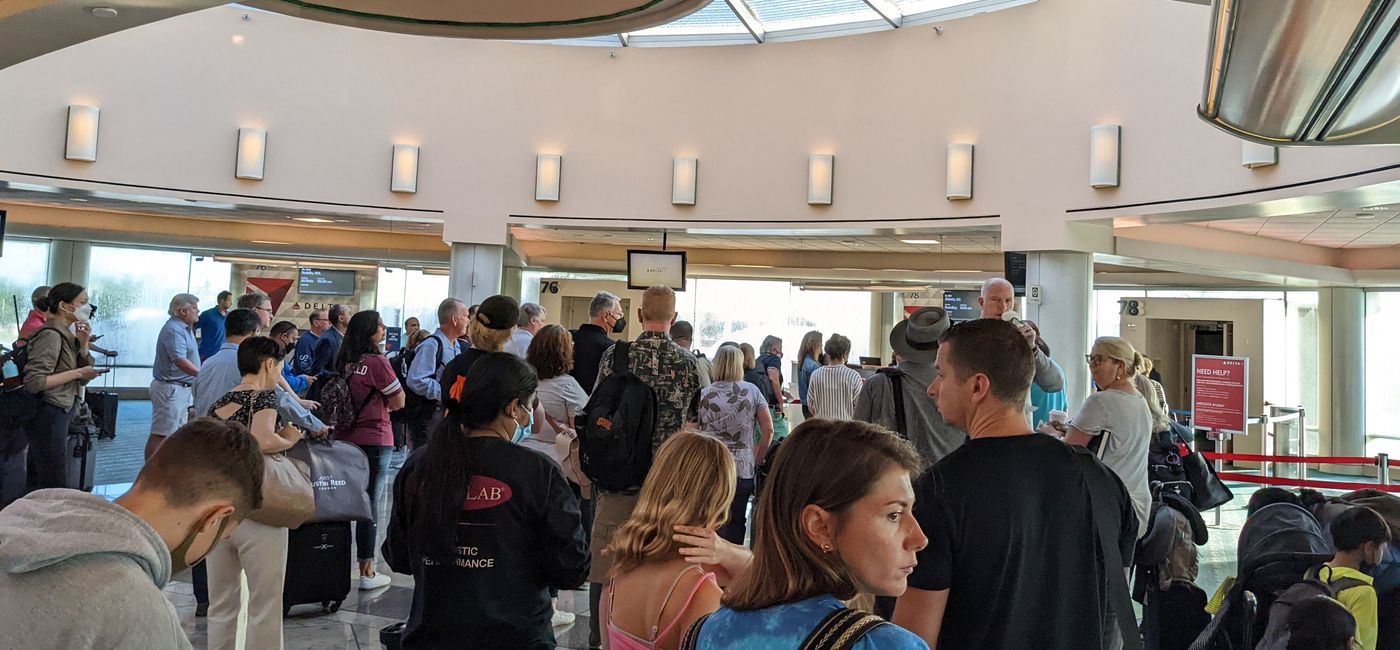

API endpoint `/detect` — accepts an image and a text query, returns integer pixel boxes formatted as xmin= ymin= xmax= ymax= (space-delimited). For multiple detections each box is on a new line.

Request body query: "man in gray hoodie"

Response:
xmin=0 ymin=418 xmax=264 ymax=650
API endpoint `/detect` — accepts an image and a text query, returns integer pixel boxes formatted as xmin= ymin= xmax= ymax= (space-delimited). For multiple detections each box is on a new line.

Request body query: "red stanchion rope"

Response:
xmin=1213 ymin=472 xmax=1400 ymax=494
xmin=1202 ymin=452 xmax=1378 ymax=465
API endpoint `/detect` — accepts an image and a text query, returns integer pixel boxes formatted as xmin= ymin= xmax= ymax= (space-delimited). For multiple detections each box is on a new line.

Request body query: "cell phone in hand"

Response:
xmin=95 ymin=367 xmax=111 ymax=374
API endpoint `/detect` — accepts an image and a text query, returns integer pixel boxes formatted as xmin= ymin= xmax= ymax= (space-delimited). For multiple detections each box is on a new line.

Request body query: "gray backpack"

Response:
xmin=1254 ymin=565 xmax=1372 ymax=650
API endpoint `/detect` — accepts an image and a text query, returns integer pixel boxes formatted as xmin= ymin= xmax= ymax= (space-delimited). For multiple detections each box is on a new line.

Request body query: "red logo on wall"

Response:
xmin=462 ymin=476 xmax=513 ymax=511
xmin=246 ymin=277 xmax=293 ymax=313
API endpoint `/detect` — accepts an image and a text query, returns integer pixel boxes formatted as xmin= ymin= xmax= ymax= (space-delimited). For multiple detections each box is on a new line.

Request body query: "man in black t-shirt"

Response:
xmin=892 ymin=319 xmax=1138 ymax=650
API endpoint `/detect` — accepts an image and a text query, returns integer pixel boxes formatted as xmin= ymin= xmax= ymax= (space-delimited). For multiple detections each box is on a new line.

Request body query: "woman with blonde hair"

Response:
xmin=602 ymin=433 xmax=735 ymax=650
xmin=698 ymin=344 xmax=774 ymax=544
xmin=1051 ymin=336 xmax=1152 ymax=538
xmin=795 ymin=330 xmax=824 ymax=418
xmin=686 ymin=419 xmax=929 ymax=649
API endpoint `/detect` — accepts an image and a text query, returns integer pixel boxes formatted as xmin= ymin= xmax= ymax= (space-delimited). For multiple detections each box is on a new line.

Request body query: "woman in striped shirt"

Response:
xmin=805 ymin=334 xmax=863 ymax=421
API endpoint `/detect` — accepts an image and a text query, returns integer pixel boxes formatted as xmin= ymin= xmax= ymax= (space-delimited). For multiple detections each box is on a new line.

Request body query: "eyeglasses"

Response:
xmin=255 ymin=306 xmax=272 ymax=313
xmin=1085 ymin=355 xmax=1110 ymax=366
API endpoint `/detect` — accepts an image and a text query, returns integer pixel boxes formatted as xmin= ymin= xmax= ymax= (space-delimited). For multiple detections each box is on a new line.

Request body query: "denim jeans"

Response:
xmin=354 ymin=444 xmax=393 ymax=562
xmin=718 ymin=478 xmax=755 ymax=545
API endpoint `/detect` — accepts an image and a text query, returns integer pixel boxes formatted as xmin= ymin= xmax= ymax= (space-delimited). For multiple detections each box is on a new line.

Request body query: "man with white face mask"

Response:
xmin=0 ymin=418 xmax=264 ymax=650
xmin=146 ymin=294 xmax=202 ymax=460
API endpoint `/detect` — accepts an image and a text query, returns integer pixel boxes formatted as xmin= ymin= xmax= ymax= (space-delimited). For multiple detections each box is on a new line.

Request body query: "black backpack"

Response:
xmin=0 ymin=328 xmax=60 ymax=445
xmin=579 ymin=342 xmax=657 ymax=492
xmin=398 ymin=334 xmax=445 ymax=422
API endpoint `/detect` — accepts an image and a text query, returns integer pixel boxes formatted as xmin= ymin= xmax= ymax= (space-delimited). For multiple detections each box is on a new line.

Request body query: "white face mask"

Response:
xmin=71 ymin=303 xmax=93 ymax=323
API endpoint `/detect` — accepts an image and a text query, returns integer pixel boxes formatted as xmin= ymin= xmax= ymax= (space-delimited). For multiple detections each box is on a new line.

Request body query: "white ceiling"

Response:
xmin=1196 ymin=203 xmax=1400 ymax=248
xmin=509 ymin=226 xmax=1001 ymax=254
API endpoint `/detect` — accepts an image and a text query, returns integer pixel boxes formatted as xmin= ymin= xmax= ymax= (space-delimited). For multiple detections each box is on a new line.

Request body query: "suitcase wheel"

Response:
xmin=323 ymin=601 xmax=341 ymax=614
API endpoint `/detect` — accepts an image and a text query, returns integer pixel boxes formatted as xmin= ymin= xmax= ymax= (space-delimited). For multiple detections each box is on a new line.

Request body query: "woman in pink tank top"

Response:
xmin=601 ymin=433 xmax=736 ymax=650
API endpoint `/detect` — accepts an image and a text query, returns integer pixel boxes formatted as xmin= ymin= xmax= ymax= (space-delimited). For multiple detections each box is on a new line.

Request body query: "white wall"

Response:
xmin=0 ymin=1 xmax=1397 ymax=251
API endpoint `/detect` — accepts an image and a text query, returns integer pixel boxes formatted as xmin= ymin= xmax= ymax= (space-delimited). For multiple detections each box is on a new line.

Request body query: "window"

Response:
xmin=0 ymin=238 xmax=51 ymax=345
xmin=677 ymin=278 xmax=874 ymax=362
xmin=86 ymin=246 xmax=194 ymax=388
xmin=1366 ymin=291 xmax=1400 ymax=456
xmin=376 ymin=268 xmax=450 ymax=331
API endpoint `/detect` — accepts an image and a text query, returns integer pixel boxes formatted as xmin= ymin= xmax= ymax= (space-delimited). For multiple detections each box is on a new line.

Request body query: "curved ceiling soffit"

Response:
xmin=241 ymin=0 xmax=711 ymax=39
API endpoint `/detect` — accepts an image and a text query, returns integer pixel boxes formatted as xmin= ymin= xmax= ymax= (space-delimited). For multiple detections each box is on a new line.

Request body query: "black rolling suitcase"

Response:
xmin=283 ymin=521 xmax=352 ymax=616
xmin=65 ymin=427 xmax=95 ymax=492
xmin=85 ymin=390 xmax=118 ymax=440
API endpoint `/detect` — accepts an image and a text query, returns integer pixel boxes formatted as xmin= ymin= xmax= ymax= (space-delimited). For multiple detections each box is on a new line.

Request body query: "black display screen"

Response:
xmin=298 ymin=268 xmax=356 ymax=296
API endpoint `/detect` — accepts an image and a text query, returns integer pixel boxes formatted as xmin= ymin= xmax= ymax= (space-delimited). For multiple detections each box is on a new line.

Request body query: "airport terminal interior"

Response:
xmin=1 ymin=0 xmax=1399 ymax=648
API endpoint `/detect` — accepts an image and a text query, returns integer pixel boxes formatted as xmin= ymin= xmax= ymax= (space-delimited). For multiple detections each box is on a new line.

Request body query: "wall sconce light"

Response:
xmin=946 ymin=143 xmax=974 ymax=200
xmin=65 ymin=105 xmax=100 ymax=162
xmin=672 ymin=157 xmax=698 ymax=205
xmin=808 ymin=155 xmax=834 ymax=205
xmin=1241 ymin=141 xmax=1277 ymax=169
xmin=391 ymin=145 xmax=419 ymax=193
xmin=1089 ymin=124 xmax=1121 ymax=188
xmin=535 ymin=154 xmax=562 ymax=202
xmin=235 ymin=127 xmax=267 ymax=181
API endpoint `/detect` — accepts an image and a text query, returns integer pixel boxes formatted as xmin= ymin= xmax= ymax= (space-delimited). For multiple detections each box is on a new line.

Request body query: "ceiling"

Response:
xmin=509 ymin=225 xmax=1001 ymax=253
xmin=1195 ymin=203 xmax=1400 ymax=248
xmin=0 ymin=179 xmax=443 ymax=236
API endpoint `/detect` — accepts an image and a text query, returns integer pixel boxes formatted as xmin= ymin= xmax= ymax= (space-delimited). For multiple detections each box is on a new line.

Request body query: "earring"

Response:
xmin=820 ymin=543 xmax=833 ymax=554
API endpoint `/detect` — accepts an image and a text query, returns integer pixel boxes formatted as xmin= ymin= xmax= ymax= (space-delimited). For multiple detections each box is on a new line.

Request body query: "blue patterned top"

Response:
xmin=696 ymin=595 xmax=929 ymax=649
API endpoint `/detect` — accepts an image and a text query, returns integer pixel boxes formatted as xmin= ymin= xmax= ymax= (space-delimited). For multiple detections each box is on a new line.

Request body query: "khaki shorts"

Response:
xmin=149 ymin=380 xmax=192 ymax=437
xmin=588 ymin=490 xmax=639 ymax=584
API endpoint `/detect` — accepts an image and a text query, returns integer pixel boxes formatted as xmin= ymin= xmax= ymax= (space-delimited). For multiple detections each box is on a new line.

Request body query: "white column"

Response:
xmin=47 ymin=239 xmax=90 ymax=286
xmin=1023 ymin=251 xmax=1093 ymax=406
xmin=448 ymin=243 xmax=504 ymax=307
xmin=1328 ymin=288 xmax=1366 ymax=460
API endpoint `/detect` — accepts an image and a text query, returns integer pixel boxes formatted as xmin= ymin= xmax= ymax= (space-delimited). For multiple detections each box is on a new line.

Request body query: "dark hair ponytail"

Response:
xmin=43 ymin=283 xmax=84 ymax=315
xmin=335 ymin=310 xmax=382 ymax=373
xmin=406 ymin=353 xmax=538 ymax=559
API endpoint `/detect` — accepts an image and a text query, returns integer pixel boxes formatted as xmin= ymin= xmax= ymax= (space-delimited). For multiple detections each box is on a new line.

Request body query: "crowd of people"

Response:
xmin=1 ymin=278 xmax=1395 ymax=650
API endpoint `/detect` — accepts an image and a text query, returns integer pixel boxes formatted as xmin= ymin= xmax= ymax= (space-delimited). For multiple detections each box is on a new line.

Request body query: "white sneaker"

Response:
xmin=359 ymin=572 xmax=392 ymax=591
xmin=551 ymin=610 xmax=576 ymax=627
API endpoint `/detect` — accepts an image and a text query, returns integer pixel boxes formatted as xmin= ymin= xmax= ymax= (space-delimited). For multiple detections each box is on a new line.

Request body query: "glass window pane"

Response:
xmin=634 ymin=0 xmax=747 ymax=34
xmin=376 ymin=268 xmax=407 ymax=329
xmin=1367 ymin=292 xmax=1400 ymax=454
xmin=748 ymin=0 xmax=880 ymax=29
xmin=86 ymin=246 xmax=192 ymax=383
xmin=0 ymin=239 xmax=51 ymax=345
xmin=403 ymin=271 xmax=450 ymax=331
xmin=188 ymin=257 xmax=232 ymax=310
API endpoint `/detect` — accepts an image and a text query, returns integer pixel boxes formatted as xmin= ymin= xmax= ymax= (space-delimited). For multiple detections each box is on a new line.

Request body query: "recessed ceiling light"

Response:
xmin=90 ymin=7 xmax=118 ymax=18
xmin=731 ymin=264 xmax=775 ymax=269
xmin=70 ymin=198 xmax=88 ymax=202
xmin=1360 ymin=206 xmax=1391 ymax=211
xmin=901 ymin=239 xmax=941 ymax=245
xmin=1356 ymin=213 xmax=1377 ymax=219
xmin=251 ymin=240 xmax=291 ymax=245
xmin=333 ymin=219 xmax=350 ymax=223
xmin=231 ymin=34 xmax=245 ymax=45
xmin=292 ymin=217 xmax=335 ymax=223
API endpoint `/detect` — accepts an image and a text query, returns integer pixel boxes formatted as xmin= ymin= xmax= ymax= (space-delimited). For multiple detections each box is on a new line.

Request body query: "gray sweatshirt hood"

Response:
xmin=0 ymin=489 xmax=170 ymax=585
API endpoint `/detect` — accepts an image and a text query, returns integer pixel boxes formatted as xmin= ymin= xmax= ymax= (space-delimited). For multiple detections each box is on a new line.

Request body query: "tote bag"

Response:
xmin=1171 ymin=422 xmax=1234 ymax=512
xmin=225 ymin=390 xmax=316 ymax=529
xmin=287 ymin=437 xmax=373 ymax=523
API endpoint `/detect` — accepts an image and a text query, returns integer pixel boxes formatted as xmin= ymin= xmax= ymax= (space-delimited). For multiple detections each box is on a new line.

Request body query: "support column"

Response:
xmin=448 ymin=243 xmax=504 ymax=307
xmin=1328 ymin=288 xmax=1366 ymax=462
xmin=47 ymin=240 xmax=90 ymax=286
xmin=1024 ymin=251 xmax=1093 ymax=405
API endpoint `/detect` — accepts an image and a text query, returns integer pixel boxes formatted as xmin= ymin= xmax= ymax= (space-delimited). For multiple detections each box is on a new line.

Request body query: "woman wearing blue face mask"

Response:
xmin=20 ymin=282 xmax=103 ymax=492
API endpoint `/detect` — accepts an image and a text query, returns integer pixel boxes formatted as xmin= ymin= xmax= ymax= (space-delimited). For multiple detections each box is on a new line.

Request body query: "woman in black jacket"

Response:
xmin=383 ymin=352 xmax=589 ymax=649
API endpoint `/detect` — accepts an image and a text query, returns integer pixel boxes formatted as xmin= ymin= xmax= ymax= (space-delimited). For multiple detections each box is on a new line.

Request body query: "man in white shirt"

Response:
xmin=505 ymin=302 xmax=546 ymax=358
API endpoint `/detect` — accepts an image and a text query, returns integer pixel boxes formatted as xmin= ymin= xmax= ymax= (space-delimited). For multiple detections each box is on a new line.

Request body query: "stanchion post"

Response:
xmin=1381 ymin=454 xmax=1392 ymax=487
xmin=1214 ymin=432 xmax=1227 ymax=527
xmin=1298 ymin=409 xmax=1308 ymax=482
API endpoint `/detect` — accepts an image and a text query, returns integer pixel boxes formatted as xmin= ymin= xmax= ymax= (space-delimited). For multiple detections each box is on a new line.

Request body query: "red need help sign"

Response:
xmin=1191 ymin=355 xmax=1249 ymax=436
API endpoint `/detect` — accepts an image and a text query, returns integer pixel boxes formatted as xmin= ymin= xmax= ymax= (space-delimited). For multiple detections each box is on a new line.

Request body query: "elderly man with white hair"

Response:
xmin=145 ymin=293 xmax=202 ymax=459
xmin=979 ymin=277 xmax=1063 ymax=393
xmin=505 ymin=302 xmax=547 ymax=358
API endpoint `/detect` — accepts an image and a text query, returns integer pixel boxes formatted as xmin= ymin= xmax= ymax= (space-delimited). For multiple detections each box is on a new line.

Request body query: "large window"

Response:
xmin=675 ymin=278 xmax=874 ymax=362
xmin=1366 ymin=292 xmax=1400 ymax=456
xmin=0 ymin=238 xmax=51 ymax=345
xmin=86 ymin=246 xmax=196 ymax=388
xmin=376 ymin=268 xmax=450 ymax=330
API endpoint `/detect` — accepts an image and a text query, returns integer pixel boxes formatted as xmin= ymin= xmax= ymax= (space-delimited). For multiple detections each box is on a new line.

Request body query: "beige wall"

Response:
xmin=1 ymin=2 xmax=1397 ymax=251
xmin=1121 ymin=298 xmax=1267 ymax=455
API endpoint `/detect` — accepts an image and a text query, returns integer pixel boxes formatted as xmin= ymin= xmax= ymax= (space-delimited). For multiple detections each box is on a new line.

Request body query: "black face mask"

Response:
xmin=611 ymin=317 xmax=627 ymax=334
